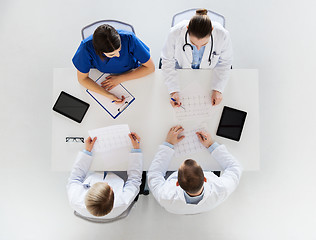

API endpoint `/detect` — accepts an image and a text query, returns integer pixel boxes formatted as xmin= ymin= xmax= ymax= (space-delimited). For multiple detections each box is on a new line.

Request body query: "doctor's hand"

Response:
xmin=85 ymin=137 xmax=97 ymax=152
xmin=101 ymin=75 xmax=123 ymax=91
xmin=196 ymin=131 xmax=214 ymax=148
xmin=211 ymin=90 xmax=223 ymax=106
xmin=166 ymin=125 xmax=185 ymax=145
xmin=109 ymin=94 xmax=125 ymax=104
xmin=129 ymin=132 xmax=141 ymax=149
xmin=170 ymin=92 xmax=182 ymax=108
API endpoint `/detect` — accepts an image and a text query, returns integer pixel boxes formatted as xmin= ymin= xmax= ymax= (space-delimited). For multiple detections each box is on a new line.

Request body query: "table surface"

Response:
xmin=52 ymin=68 xmax=260 ymax=171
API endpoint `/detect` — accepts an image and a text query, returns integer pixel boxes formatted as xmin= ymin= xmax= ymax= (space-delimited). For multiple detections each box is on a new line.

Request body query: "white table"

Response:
xmin=52 ymin=68 xmax=260 ymax=171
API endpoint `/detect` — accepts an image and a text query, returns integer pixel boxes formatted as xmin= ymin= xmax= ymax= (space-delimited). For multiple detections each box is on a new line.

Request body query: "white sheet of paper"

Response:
xmin=174 ymin=127 xmax=206 ymax=157
xmin=174 ymin=82 xmax=213 ymax=122
xmin=88 ymin=124 xmax=132 ymax=152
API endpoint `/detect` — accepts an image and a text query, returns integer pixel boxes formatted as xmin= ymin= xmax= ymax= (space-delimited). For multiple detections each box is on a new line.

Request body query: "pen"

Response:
xmin=171 ymin=98 xmax=185 ymax=110
xmin=131 ymin=133 xmax=140 ymax=143
xmin=199 ymin=133 xmax=207 ymax=140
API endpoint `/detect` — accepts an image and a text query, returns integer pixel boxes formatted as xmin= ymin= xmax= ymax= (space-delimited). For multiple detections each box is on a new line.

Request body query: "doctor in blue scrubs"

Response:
xmin=72 ymin=24 xmax=155 ymax=102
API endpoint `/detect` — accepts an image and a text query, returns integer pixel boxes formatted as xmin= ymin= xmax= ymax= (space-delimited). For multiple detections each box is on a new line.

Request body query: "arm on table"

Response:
xmin=77 ymin=70 xmax=123 ymax=102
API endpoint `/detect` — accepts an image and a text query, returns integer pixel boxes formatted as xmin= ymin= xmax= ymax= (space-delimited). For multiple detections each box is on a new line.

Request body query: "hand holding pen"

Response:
xmin=170 ymin=92 xmax=185 ymax=110
xmin=196 ymin=131 xmax=214 ymax=148
xmin=112 ymin=95 xmax=126 ymax=104
xmin=129 ymin=132 xmax=141 ymax=149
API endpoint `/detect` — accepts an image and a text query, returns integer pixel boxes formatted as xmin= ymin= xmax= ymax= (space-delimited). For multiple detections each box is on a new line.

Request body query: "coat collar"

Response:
xmin=180 ymin=25 xmax=213 ymax=68
xmin=175 ymin=181 xmax=212 ymax=205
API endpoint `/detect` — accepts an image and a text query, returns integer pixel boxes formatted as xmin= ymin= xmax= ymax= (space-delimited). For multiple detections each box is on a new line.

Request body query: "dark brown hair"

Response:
xmin=188 ymin=9 xmax=213 ymax=39
xmin=92 ymin=24 xmax=121 ymax=60
xmin=85 ymin=182 xmax=114 ymax=217
xmin=178 ymin=159 xmax=204 ymax=194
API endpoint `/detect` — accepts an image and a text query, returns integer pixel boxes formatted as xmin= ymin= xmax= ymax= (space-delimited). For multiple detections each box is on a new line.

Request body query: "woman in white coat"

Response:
xmin=161 ymin=9 xmax=233 ymax=107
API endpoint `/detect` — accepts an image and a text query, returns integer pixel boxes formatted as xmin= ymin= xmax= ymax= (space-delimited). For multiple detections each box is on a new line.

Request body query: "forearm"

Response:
xmin=212 ymin=66 xmax=231 ymax=93
xmin=211 ymin=145 xmax=242 ymax=179
xmin=162 ymin=58 xmax=179 ymax=94
xmin=78 ymin=76 xmax=114 ymax=98
xmin=126 ymin=152 xmax=143 ymax=184
xmin=148 ymin=144 xmax=174 ymax=196
xmin=68 ymin=151 xmax=93 ymax=184
xmin=119 ymin=64 xmax=154 ymax=82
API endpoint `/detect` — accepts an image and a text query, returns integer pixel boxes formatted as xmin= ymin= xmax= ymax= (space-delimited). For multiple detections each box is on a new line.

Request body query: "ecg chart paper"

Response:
xmin=174 ymin=83 xmax=213 ymax=122
xmin=174 ymin=128 xmax=206 ymax=157
xmin=88 ymin=124 xmax=132 ymax=152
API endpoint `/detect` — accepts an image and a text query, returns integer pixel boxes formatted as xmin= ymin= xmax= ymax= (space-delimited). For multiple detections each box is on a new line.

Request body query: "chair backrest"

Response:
xmin=172 ymin=9 xmax=225 ymax=27
xmin=81 ymin=20 xmax=135 ymax=40
xmin=74 ymin=200 xmax=136 ymax=223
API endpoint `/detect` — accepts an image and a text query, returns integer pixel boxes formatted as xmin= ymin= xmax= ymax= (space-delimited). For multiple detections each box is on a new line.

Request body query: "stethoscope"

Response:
xmin=182 ymin=30 xmax=214 ymax=66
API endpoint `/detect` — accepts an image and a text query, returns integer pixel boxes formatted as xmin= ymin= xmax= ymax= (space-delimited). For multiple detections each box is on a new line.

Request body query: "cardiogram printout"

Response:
xmin=88 ymin=124 xmax=132 ymax=152
xmin=174 ymin=127 xmax=206 ymax=157
xmin=174 ymin=82 xmax=213 ymax=122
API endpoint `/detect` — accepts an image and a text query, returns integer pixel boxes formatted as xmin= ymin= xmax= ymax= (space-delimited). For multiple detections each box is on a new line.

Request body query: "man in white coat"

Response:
xmin=67 ymin=132 xmax=142 ymax=220
xmin=161 ymin=9 xmax=233 ymax=107
xmin=148 ymin=125 xmax=242 ymax=215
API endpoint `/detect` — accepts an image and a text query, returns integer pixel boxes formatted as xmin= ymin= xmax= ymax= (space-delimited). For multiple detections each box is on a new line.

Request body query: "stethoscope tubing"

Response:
xmin=183 ymin=30 xmax=214 ymax=66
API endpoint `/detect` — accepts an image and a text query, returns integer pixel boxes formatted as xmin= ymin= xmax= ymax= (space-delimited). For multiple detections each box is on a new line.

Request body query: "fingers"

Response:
xmin=85 ymin=136 xmax=92 ymax=143
xmin=170 ymin=100 xmax=181 ymax=108
xmin=212 ymin=97 xmax=216 ymax=106
xmin=91 ymin=137 xmax=97 ymax=144
xmin=131 ymin=132 xmax=141 ymax=140
xmin=170 ymin=100 xmax=182 ymax=107
xmin=174 ymin=125 xmax=183 ymax=132
xmin=177 ymin=135 xmax=185 ymax=142
xmin=196 ymin=132 xmax=203 ymax=142
xmin=113 ymin=95 xmax=125 ymax=104
xmin=101 ymin=79 xmax=116 ymax=90
xmin=196 ymin=131 xmax=208 ymax=139
xmin=170 ymin=125 xmax=183 ymax=132
xmin=128 ymin=133 xmax=134 ymax=141
xmin=101 ymin=80 xmax=109 ymax=86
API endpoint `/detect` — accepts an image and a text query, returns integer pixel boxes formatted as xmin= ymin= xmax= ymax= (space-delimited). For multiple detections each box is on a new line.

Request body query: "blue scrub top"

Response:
xmin=72 ymin=30 xmax=151 ymax=74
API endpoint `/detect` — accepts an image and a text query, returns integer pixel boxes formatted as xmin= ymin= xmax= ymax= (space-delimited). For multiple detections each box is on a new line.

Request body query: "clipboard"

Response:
xmin=86 ymin=73 xmax=135 ymax=119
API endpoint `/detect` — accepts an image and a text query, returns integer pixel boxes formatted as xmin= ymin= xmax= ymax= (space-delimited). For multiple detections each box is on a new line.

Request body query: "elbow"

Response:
xmin=147 ymin=61 xmax=155 ymax=74
xmin=149 ymin=65 xmax=155 ymax=74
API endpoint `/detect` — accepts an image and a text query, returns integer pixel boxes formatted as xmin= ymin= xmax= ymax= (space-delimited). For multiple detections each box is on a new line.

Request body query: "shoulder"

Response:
xmin=78 ymin=35 xmax=94 ymax=53
xmin=117 ymin=29 xmax=137 ymax=42
xmin=212 ymin=21 xmax=230 ymax=39
xmin=169 ymin=20 xmax=188 ymax=36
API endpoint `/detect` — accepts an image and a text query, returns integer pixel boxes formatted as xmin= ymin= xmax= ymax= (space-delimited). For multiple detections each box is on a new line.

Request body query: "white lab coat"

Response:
xmin=148 ymin=144 xmax=242 ymax=215
xmin=161 ymin=20 xmax=233 ymax=94
xmin=67 ymin=151 xmax=142 ymax=219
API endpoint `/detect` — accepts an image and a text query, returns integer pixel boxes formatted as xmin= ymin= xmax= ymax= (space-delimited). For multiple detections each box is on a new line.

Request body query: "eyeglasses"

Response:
xmin=66 ymin=137 xmax=84 ymax=143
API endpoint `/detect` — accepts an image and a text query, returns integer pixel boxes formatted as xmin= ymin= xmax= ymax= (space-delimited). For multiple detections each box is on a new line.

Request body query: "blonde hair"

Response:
xmin=85 ymin=182 xmax=114 ymax=217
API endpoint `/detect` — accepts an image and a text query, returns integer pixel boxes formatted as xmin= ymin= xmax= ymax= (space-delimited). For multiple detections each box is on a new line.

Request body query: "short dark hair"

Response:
xmin=92 ymin=24 xmax=121 ymax=60
xmin=85 ymin=182 xmax=114 ymax=217
xmin=188 ymin=9 xmax=213 ymax=39
xmin=178 ymin=159 xmax=204 ymax=194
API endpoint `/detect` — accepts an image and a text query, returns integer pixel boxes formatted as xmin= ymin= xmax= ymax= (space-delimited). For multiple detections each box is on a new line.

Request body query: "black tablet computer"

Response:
xmin=216 ymin=106 xmax=247 ymax=141
xmin=52 ymin=91 xmax=90 ymax=123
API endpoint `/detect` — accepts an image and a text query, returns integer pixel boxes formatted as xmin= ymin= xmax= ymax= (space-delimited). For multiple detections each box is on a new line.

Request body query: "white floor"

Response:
xmin=1 ymin=0 xmax=316 ymax=239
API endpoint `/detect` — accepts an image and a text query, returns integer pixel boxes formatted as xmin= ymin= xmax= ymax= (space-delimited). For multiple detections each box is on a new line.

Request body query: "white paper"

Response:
xmin=174 ymin=127 xmax=206 ymax=157
xmin=174 ymin=82 xmax=213 ymax=122
xmin=88 ymin=124 xmax=132 ymax=152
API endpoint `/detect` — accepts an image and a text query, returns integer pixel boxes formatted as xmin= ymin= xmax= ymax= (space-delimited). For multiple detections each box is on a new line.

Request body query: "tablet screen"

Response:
xmin=53 ymin=91 xmax=89 ymax=123
xmin=216 ymin=106 xmax=247 ymax=141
